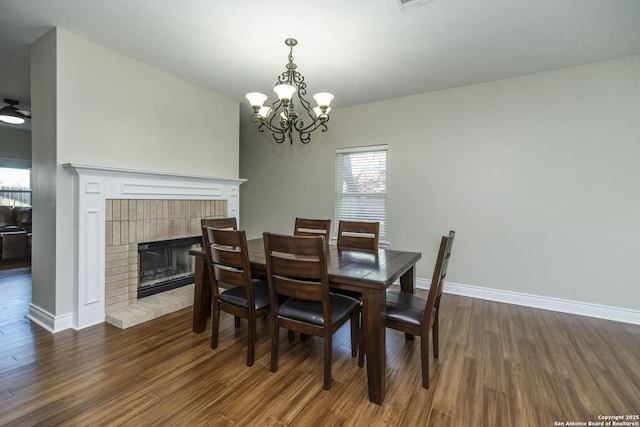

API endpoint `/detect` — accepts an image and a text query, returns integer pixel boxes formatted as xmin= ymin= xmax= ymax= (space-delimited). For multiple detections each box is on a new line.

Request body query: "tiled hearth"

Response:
xmin=104 ymin=199 xmax=226 ymax=328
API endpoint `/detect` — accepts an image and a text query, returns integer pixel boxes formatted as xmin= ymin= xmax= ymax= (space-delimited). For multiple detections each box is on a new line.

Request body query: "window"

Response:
xmin=335 ymin=145 xmax=388 ymax=244
xmin=0 ymin=167 xmax=32 ymax=206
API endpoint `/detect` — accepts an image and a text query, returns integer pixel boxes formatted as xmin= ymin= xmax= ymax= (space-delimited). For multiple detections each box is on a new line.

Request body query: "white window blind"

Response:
xmin=335 ymin=145 xmax=388 ymax=243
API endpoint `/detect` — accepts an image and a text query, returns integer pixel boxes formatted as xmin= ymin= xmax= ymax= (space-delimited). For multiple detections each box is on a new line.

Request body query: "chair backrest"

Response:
xmin=200 ymin=217 xmax=238 ymax=252
xmin=294 ymin=218 xmax=331 ymax=248
xmin=424 ymin=230 xmax=455 ymax=327
xmin=336 ymin=220 xmax=380 ymax=251
xmin=263 ymin=232 xmax=330 ymax=315
xmin=202 ymin=227 xmax=254 ymax=302
xmin=201 ymin=217 xmax=238 ymax=231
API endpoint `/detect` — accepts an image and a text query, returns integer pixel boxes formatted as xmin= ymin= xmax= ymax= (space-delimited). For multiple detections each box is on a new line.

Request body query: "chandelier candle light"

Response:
xmin=246 ymin=38 xmax=334 ymax=144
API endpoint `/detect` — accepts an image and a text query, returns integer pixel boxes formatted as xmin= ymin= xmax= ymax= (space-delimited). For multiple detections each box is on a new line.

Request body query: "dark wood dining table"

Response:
xmin=190 ymin=238 xmax=422 ymax=405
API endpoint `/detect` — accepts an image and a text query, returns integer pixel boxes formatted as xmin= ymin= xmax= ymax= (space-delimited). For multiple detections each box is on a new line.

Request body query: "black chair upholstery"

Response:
xmin=385 ymin=289 xmax=427 ymax=328
xmin=219 ymin=285 xmax=270 ymax=310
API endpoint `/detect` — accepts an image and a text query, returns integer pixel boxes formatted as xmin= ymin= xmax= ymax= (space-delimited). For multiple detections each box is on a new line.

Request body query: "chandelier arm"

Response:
xmin=292 ymin=118 xmax=328 ymax=144
xmin=290 ymin=73 xmax=311 ymax=117
xmin=292 ymin=117 xmax=313 ymax=134
xmin=258 ymin=118 xmax=287 ymax=135
xmin=299 ymin=133 xmax=311 ymax=144
xmin=256 ymin=99 xmax=329 ymax=144
xmin=293 ymin=115 xmax=329 ymax=134
xmin=277 ymin=70 xmax=292 ymax=85
xmin=274 ymin=132 xmax=286 ymax=144
xmin=287 ymin=80 xmax=318 ymax=135
xmin=263 ymin=98 xmax=291 ymax=133
xmin=291 ymin=71 xmax=307 ymax=96
xmin=295 ymin=99 xmax=313 ymax=117
xmin=256 ymin=119 xmax=287 ymax=144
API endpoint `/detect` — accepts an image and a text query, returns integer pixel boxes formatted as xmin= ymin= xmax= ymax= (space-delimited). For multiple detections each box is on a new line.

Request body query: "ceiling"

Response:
xmin=1 ymin=0 xmax=640 ymax=131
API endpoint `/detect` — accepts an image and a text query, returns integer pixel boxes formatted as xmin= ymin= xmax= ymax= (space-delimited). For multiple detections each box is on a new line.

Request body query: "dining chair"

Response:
xmin=263 ymin=232 xmax=361 ymax=390
xmin=294 ymin=217 xmax=331 ymax=249
xmin=335 ymin=220 xmax=380 ymax=310
xmin=336 ymin=220 xmax=380 ymax=251
xmin=201 ymin=217 xmax=242 ymax=326
xmin=290 ymin=218 xmax=332 ymax=342
xmin=202 ymin=226 xmax=270 ymax=367
xmin=384 ymin=230 xmax=455 ymax=388
xmin=201 ymin=217 xmax=238 ymax=231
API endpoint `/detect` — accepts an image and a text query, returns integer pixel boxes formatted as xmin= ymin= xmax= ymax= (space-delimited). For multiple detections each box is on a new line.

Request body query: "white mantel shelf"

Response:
xmin=59 ymin=163 xmax=246 ymax=331
xmin=63 ymin=163 xmax=246 ymax=190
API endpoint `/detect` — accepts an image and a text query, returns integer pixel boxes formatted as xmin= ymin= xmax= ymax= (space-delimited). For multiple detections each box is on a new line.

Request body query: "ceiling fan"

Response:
xmin=0 ymin=98 xmax=31 ymax=125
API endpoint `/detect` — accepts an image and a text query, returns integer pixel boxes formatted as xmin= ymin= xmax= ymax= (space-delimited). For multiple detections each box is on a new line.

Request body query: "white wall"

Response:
xmin=240 ymin=55 xmax=640 ymax=313
xmin=55 ymin=30 xmax=239 ymax=177
xmin=30 ymin=29 xmax=58 ymax=317
xmin=0 ymin=126 xmax=31 ymax=168
xmin=30 ymin=29 xmax=241 ymax=328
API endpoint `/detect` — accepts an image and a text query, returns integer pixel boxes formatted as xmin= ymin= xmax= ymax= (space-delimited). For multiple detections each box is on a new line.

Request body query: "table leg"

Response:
xmin=399 ymin=265 xmax=415 ymax=294
xmin=400 ymin=265 xmax=416 ymax=340
xmin=192 ymin=255 xmax=211 ymax=333
xmin=361 ymin=287 xmax=386 ymax=405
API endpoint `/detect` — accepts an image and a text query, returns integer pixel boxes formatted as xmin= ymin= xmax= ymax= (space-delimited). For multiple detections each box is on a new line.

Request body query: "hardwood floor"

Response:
xmin=1 ymin=268 xmax=639 ymax=426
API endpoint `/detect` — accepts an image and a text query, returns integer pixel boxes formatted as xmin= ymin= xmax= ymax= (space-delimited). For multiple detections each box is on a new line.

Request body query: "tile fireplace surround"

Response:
xmin=105 ymin=199 xmax=226 ymax=329
xmin=61 ymin=164 xmax=245 ymax=331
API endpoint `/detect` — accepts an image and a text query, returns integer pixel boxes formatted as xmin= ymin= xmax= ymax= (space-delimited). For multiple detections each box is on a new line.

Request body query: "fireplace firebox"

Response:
xmin=137 ymin=236 xmax=202 ymax=299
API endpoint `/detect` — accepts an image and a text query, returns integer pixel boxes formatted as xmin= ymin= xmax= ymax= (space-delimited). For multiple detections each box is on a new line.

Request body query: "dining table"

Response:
xmin=190 ymin=237 xmax=422 ymax=405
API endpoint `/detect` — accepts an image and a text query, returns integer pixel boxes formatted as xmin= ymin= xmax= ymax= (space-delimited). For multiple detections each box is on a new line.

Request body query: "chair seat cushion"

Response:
xmin=219 ymin=279 xmax=270 ymax=310
xmin=385 ymin=290 xmax=426 ymax=327
xmin=279 ymin=293 xmax=360 ymax=326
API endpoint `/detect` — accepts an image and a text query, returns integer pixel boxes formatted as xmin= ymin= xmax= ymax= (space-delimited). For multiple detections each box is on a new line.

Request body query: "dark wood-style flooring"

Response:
xmin=1 ymin=267 xmax=639 ymax=426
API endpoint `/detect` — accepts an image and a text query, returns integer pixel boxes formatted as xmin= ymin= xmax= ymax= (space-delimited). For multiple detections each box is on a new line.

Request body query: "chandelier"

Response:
xmin=245 ymin=38 xmax=334 ymax=145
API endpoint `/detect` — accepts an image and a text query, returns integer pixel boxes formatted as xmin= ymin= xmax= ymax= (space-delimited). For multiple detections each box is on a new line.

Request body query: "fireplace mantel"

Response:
xmin=62 ymin=163 xmax=246 ymax=330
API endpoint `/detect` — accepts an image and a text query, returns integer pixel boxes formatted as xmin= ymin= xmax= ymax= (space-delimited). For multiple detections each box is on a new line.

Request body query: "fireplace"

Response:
xmin=103 ymin=198 xmax=226 ymax=316
xmin=58 ymin=163 xmax=245 ymax=332
xmin=138 ymin=236 xmax=202 ymax=299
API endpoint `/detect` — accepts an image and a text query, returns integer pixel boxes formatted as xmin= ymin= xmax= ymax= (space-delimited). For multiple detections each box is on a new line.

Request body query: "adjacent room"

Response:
xmin=0 ymin=1 xmax=639 ymax=425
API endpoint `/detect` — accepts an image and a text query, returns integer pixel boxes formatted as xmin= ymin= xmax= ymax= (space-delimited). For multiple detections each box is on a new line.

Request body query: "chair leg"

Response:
xmin=420 ymin=335 xmax=430 ymax=389
xmin=288 ymin=330 xmax=295 ymax=342
xmin=235 ymin=316 xmax=241 ymax=328
xmin=323 ymin=333 xmax=332 ymax=390
xmin=357 ymin=311 xmax=365 ymax=368
xmin=270 ymin=317 xmax=279 ymax=373
xmin=247 ymin=315 xmax=256 ymax=367
xmin=211 ymin=303 xmax=220 ymax=349
xmin=433 ymin=315 xmax=439 ymax=359
xmin=350 ymin=311 xmax=358 ymax=357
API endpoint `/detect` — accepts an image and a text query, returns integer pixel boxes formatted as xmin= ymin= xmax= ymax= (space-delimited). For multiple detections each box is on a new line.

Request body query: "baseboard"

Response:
xmin=415 ymin=279 xmax=640 ymax=325
xmin=28 ymin=303 xmax=76 ymax=333
xmin=27 ymin=303 xmax=55 ymax=332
